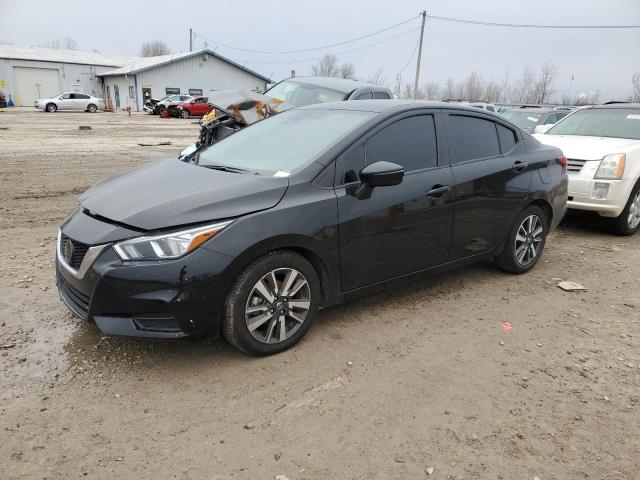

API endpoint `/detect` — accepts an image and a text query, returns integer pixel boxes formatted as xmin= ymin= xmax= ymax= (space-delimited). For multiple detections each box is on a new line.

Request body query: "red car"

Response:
xmin=166 ymin=96 xmax=212 ymax=118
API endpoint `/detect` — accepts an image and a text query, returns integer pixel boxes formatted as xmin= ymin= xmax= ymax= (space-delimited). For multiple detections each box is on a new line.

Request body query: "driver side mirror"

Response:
xmin=534 ymin=124 xmax=552 ymax=134
xmin=355 ymin=161 xmax=404 ymax=200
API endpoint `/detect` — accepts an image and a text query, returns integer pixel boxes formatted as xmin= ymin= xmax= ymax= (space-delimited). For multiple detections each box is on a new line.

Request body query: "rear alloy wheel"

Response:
xmin=496 ymin=205 xmax=548 ymax=274
xmin=46 ymin=103 xmax=57 ymax=112
xmin=223 ymin=251 xmax=320 ymax=355
xmin=180 ymin=109 xmax=190 ymax=119
xmin=87 ymin=103 xmax=97 ymax=113
xmin=608 ymin=182 xmax=640 ymax=236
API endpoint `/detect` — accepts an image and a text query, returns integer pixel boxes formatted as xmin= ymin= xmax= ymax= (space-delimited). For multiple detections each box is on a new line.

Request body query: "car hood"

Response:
xmin=79 ymin=159 xmax=288 ymax=230
xmin=532 ymin=134 xmax=640 ymax=160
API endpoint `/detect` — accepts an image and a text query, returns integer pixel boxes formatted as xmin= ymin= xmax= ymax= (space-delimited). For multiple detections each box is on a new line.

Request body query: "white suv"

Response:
xmin=534 ymin=104 xmax=640 ymax=235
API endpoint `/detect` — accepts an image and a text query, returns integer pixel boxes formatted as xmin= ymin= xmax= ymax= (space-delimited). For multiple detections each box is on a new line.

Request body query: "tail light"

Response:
xmin=556 ymin=156 xmax=567 ymax=174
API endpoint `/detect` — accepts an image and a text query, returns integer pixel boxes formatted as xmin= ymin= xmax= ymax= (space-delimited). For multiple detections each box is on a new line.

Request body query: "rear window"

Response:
xmin=547 ymin=108 xmax=640 ymax=140
xmin=449 ymin=115 xmax=500 ymax=162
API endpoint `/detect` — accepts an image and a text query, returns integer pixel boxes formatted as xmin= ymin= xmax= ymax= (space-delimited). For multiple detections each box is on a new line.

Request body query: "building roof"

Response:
xmin=0 ymin=44 xmax=141 ymax=67
xmin=97 ymin=49 xmax=272 ymax=83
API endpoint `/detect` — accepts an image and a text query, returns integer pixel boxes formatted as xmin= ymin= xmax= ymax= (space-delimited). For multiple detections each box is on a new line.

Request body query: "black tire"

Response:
xmin=496 ymin=205 xmax=548 ymax=274
xmin=607 ymin=181 xmax=640 ymax=236
xmin=46 ymin=103 xmax=57 ymax=112
xmin=223 ymin=250 xmax=320 ymax=356
xmin=87 ymin=103 xmax=97 ymax=113
xmin=180 ymin=109 xmax=190 ymax=119
xmin=158 ymin=105 xmax=166 ymax=114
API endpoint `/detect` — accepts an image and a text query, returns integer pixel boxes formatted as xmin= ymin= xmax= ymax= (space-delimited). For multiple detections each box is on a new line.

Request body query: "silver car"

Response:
xmin=35 ymin=92 xmax=105 ymax=113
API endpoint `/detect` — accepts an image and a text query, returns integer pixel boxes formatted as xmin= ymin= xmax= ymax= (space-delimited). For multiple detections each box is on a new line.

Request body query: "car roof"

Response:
xmin=283 ymin=76 xmax=386 ymax=93
xmin=505 ymin=107 xmax=554 ymax=113
xmin=299 ymin=99 xmax=504 ymax=115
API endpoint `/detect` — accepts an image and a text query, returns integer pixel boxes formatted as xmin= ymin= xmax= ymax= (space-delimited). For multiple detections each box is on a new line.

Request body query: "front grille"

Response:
xmin=58 ymin=272 xmax=90 ymax=318
xmin=60 ymin=234 xmax=90 ymax=270
xmin=567 ymin=158 xmax=587 ymax=174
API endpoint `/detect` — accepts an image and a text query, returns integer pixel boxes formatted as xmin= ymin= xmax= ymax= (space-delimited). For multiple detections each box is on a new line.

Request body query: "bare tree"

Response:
xmin=63 ymin=37 xmax=77 ymax=50
xmin=38 ymin=39 xmax=61 ymax=49
xmin=632 ymin=73 xmax=640 ymax=103
xmin=423 ymin=82 xmax=441 ymax=100
xmin=512 ymin=64 xmax=536 ymax=104
xmin=533 ymin=62 xmax=557 ymax=104
xmin=140 ymin=40 xmax=171 ymax=57
xmin=339 ymin=62 xmax=356 ymax=80
xmin=483 ymin=80 xmax=503 ymax=103
xmin=394 ymin=74 xmax=402 ymax=98
xmin=500 ymin=69 xmax=511 ymax=103
xmin=311 ymin=54 xmax=339 ymax=77
xmin=460 ymin=71 xmax=484 ymax=101
xmin=574 ymin=90 xmax=601 ymax=106
xmin=367 ymin=67 xmax=385 ymax=85
xmin=444 ymin=78 xmax=456 ymax=100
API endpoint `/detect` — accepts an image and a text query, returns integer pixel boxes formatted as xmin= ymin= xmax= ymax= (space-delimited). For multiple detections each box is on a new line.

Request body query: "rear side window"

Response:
xmin=496 ymin=124 xmax=517 ymax=153
xmin=449 ymin=115 xmax=500 ymax=162
xmin=355 ymin=92 xmax=373 ymax=100
xmin=373 ymin=91 xmax=390 ymax=99
xmin=366 ymin=115 xmax=438 ymax=172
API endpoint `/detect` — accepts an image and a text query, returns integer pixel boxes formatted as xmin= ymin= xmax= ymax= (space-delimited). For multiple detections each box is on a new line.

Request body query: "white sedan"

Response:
xmin=35 ymin=92 xmax=105 ymax=113
xmin=534 ymin=104 xmax=640 ymax=235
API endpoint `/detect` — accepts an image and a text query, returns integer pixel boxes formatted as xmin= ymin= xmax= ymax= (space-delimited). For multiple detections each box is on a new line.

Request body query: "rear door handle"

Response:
xmin=512 ymin=161 xmax=529 ymax=173
xmin=426 ymin=185 xmax=451 ymax=198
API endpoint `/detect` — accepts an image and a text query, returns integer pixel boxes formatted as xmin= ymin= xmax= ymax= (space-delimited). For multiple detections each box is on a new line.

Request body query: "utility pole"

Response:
xmin=189 ymin=28 xmax=193 ymax=52
xmin=413 ymin=11 xmax=426 ymax=100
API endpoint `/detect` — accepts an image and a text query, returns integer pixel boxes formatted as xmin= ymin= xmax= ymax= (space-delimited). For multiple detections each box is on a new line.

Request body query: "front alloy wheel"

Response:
xmin=223 ymin=251 xmax=320 ymax=355
xmin=245 ymin=268 xmax=311 ymax=344
xmin=608 ymin=182 xmax=640 ymax=235
xmin=180 ymin=109 xmax=189 ymax=119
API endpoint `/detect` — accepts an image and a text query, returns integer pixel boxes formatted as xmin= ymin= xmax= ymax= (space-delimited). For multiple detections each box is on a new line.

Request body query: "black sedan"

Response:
xmin=56 ymin=101 xmax=568 ymax=355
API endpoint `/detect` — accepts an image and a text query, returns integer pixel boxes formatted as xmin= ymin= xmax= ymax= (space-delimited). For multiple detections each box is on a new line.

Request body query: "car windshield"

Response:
xmin=265 ymin=80 xmax=347 ymax=108
xmin=546 ymin=108 xmax=640 ymax=140
xmin=198 ymin=109 xmax=373 ymax=174
xmin=501 ymin=111 xmax=544 ymax=129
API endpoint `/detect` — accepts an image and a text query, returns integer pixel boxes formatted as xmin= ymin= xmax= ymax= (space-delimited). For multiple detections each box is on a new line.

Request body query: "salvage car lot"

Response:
xmin=1 ymin=109 xmax=639 ymax=479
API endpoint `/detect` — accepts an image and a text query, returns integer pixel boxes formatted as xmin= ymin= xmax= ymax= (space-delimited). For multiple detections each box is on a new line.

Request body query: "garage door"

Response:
xmin=13 ymin=67 xmax=60 ymax=106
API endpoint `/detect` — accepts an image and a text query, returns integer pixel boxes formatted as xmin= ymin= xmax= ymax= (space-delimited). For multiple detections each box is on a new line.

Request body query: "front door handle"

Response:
xmin=512 ymin=161 xmax=529 ymax=173
xmin=426 ymin=185 xmax=451 ymax=198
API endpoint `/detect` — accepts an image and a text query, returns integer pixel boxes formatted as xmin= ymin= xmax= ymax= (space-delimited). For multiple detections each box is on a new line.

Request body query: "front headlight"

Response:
xmin=113 ymin=220 xmax=233 ymax=261
xmin=595 ymin=153 xmax=625 ymax=180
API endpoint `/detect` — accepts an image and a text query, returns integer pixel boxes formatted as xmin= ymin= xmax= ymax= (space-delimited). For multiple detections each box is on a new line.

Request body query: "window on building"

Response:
xmin=449 ymin=115 xmax=500 ymax=163
xmin=366 ymin=115 xmax=438 ymax=172
xmin=189 ymin=88 xmax=203 ymax=96
xmin=128 ymin=86 xmax=135 ymax=100
xmin=166 ymin=87 xmax=180 ymax=95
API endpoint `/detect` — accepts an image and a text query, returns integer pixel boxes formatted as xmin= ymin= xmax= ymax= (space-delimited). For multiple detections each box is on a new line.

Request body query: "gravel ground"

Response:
xmin=0 ymin=108 xmax=639 ymax=480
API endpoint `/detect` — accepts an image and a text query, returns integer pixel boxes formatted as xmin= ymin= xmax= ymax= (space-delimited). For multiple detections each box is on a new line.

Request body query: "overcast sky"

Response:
xmin=2 ymin=0 xmax=639 ymax=100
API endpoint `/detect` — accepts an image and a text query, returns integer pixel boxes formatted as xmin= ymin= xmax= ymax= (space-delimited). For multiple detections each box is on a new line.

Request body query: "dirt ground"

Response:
xmin=0 ymin=107 xmax=639 ymax=480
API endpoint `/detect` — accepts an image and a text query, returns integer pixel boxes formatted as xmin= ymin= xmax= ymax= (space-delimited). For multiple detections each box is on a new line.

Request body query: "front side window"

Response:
xmin=373 ymin=91 xmax=390 ymax=99
xmin=546 ymin=108 xmax=640 ymax=140
xmin=543 ymin=113 xmax=557 ymax=125
xmin=366 ymin=115 xmax=438 ymax=171
xmin=198 ymin=109 xmax=373 ymax=174
xmin=355 ymin=92 xmax=372 ymax=100
xmin=449 ymin=115 xmax=500 ymax=162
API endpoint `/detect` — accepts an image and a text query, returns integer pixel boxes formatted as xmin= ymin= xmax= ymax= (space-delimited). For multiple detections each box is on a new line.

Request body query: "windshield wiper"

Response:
xmin=200 ymin=164 xmax=254 ymax=174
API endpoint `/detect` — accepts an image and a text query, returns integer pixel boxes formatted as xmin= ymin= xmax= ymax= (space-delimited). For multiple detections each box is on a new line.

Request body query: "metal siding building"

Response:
xmin=0 ymin=46 xmax=139 ymax=106
xmin=98 ymin=50 xmax=272 ymax=112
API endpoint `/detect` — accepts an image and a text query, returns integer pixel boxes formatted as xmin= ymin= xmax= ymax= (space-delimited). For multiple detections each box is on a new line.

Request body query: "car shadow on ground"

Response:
xmin=557 ymin=211 xmax=615 ymax=237
xmin=64 ymin=262 xmax=499 ymax=371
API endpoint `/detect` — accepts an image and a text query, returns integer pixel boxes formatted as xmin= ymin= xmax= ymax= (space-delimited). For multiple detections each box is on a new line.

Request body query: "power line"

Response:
xmin=192 ymin=15 xmax=420 ymax=55
xmin=242 ymin=27 xmax=420 ymax=65
xmin=397 ymin=35 xmax=420 ymax=76
xmin=426 ymin=14 xmax=640 ymax=29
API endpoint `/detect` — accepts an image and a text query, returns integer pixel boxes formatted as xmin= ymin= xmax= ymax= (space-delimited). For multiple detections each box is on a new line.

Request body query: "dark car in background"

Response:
xmin=56 ymin=101 xmax=567 ymax=355
xmin=501 ymin=107 xmax=570 ymax=133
